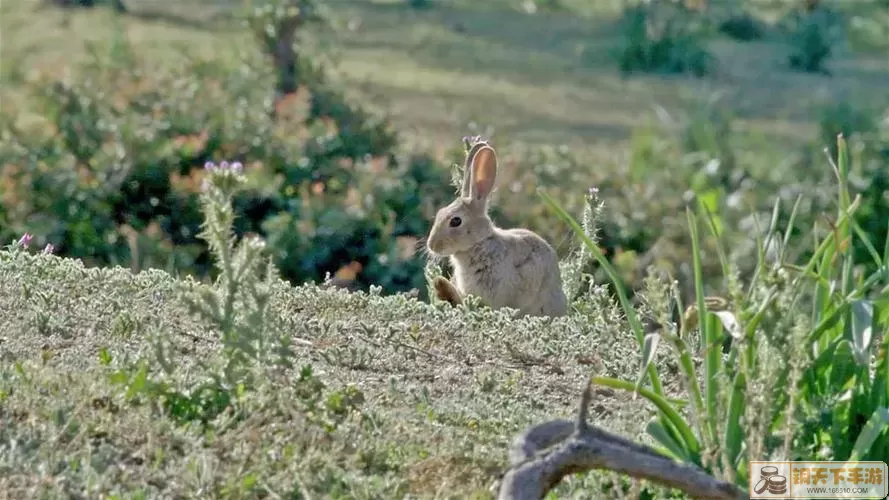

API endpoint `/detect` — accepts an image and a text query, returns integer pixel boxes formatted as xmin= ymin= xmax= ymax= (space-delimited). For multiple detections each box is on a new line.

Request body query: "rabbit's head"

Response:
xmin=426 ymin=139 xmax=499 ymax=256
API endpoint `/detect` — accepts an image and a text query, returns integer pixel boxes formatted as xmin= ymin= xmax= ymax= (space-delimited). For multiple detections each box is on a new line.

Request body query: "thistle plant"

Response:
xmin=17 ymin=233 xmax=33 ymax=249
xmin=180 ymin=160 xmax=295 ymax=386
xmin=108 ymin=160 xmax=297 ymax=424
xmin=560 ymin=186 xmax=606 ymax=303
xmin=5 ymin=232 xmax=55 ymax=254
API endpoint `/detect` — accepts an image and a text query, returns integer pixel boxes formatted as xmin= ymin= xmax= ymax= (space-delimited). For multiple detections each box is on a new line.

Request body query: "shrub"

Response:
xmin=407 ymin=0 xmax=433 ymax=9
xmin=717 ymin=11 xmax=766 ymax=41
xmin=0 ymin=10 xmax=454 ymax=296
xmin=787 ymin=5 xmax=840 ymax=73
xmin=614 ymin=0 xmax=713 ymax=77
xmin=44 ymin=0 xmax=126 ymax=11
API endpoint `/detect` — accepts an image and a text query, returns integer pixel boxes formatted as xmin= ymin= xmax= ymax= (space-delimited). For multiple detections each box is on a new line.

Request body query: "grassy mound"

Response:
xmin=0 ymin=242 xmax=672 ymax=498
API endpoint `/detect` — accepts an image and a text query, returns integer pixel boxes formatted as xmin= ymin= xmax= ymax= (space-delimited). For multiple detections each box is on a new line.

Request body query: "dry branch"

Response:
xmin=498 ymin=379 xmax=748 ymax=500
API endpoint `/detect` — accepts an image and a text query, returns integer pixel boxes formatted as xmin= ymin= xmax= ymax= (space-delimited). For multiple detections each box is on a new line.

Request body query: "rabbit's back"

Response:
xmin=451 ymin=228 xmax=566 ymax=317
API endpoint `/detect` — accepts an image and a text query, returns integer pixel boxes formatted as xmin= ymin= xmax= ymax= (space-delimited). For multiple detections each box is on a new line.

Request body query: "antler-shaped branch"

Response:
xmin=498 ymin=379 xmax=748 ymax=500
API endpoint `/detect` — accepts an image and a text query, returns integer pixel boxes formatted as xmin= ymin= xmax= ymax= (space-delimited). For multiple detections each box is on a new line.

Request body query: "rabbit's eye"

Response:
xmin=449 ymin=217 xmax=462 ymax=228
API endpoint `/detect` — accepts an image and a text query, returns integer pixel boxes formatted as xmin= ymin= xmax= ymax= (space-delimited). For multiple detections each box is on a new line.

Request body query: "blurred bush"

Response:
xmin=614 ymin=0 xmax=713 ymax=77
xmin=406 ymin=0 xmax=433 ymax=9
xmin=0 ymin=16 xmax=454 ymax=296
xmin=717 ymin=10 xmax=766 ymax=41
xmin=786 ymin=3 xmax=840 ymax=73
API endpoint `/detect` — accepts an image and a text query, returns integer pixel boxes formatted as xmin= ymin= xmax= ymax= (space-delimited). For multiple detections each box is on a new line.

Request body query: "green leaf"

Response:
xmin=723 ymin=370 xmax=745 ymax=469
xmin=635 ymin=333 xmax=660 ymax=392
xmin=876 ymin=296 xmax=889 ymax=332
xmin=807 ymin=302 xmax=850 ymax=344
xmin=830 ymin=340 xmax=857 ymax=390
xmin=850 ymin=218 xmax=883 ymax=268
xmin=647 ymin=420 xmax=689 ymax=461
xmin=697 ymin=188 xmax=723 ymax=236
xmin=98 ymin=347 xmax=113 ymax=366
xmin=850 ymin=299 xmax=874 ymax=365
xmin=126 ymin=363 xmax=149 ymax=400
xmin=875 ymin=333 xmax=889 ymax=409
xmin=849 ymin=407 xmax=889 ymax=461
xmin=592 ymin=376 xmax=700 ymax=458
xmin=687 ymin=206 xmax=718 ymax=448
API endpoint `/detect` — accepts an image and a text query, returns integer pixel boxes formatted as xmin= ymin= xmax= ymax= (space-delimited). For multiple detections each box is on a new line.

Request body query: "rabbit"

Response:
xmin=426 ymin=137 xmax=568 ymax=318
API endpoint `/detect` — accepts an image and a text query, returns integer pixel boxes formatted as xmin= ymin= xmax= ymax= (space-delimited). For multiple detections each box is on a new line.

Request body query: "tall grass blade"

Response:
xmin=647 ymin=421 xmax=691 ymax=461
xmin=849 ymin=407 xmax=889 ymax=461
xmin=850 ymin=218 xmax=883 ymax=267
xmin=592 ymin=376 xmax=701 ymax=458
xmin=850 ymin=299 xmax=875 ymax=366
xmin=781 ymin=194 xmax=804 ymax=264
xmin=636 ymin=333 xmax=661 ymax=392
xmin=723 ymin=370 xmax=745 ymax=471
xmin=686 ymin=206 xmax=719 ymax=447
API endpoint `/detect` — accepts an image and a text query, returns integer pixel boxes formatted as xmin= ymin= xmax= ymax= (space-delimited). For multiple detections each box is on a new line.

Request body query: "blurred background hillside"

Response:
xmin=1 ymin=0 xmax=887 ymax=297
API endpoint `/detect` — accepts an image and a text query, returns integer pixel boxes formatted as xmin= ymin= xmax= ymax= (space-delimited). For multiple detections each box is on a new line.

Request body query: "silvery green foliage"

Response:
xmin=0 ymin=232 xmax=672 ymax=497
xmin=175 ymin=161 xmax=295 ymax=385
xmin=561 ymin=186 xmax=606 ymax=303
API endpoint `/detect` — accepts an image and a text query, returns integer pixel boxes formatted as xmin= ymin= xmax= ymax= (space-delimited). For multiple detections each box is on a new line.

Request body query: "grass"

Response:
xmin=0 ymin=234 xmax=677 ymax=498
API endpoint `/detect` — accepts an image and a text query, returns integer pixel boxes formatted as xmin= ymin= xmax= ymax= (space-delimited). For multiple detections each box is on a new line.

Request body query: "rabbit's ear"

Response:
xmin=469 ymin=145 xmax=497 ymax=203
xmin=462 ymin=142 xmax=488 ymax=198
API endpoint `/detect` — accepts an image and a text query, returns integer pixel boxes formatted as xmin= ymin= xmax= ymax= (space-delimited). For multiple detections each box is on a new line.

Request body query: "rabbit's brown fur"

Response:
xmin=426 ymin=138 xmax=567 ymax=317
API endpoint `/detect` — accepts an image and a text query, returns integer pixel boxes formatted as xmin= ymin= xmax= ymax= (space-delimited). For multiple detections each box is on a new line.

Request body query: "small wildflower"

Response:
xmin=43 ymin=243 xmax=55 ymax=254
xmin=231 ymin=162 xmax=243 ymax=174
xmin=204 ymin=161 xmax=216 ymax=171
xmin=17 ymin=233 xmax=33 ymax=248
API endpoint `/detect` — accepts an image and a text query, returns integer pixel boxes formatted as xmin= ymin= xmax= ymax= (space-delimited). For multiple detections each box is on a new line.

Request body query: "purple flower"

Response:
xmin=231 ymin=162 xmax=243 ymax=174
xmin=204 ymin=161 xmax=216 ymax=171
xmin=587 ymin=186 xmax=599 ymax=196
xmin=17 ymin=233 xmax=33 ymax=248
xmin=43 ymin=243 xmax=55 ymax=254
